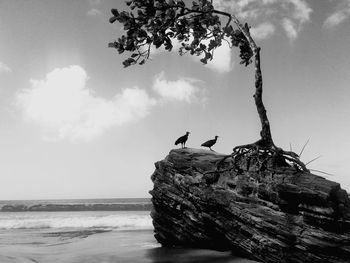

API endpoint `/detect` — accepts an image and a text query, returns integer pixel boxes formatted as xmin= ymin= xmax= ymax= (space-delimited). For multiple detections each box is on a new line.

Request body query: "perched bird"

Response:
xmin=175 ymin=132 xmax=190 ymax=149
xmin=201 ymin=136 xmax=219 ymax=151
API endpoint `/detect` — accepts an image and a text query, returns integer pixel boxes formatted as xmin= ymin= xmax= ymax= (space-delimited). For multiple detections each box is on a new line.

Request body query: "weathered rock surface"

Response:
xmin=150 ymin=148 xmax=350 ymax=263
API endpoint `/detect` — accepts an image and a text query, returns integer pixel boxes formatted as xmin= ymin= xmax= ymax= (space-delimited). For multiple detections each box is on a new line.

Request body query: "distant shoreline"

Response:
xmin=0 ymin=198 xmax=152 ymax=212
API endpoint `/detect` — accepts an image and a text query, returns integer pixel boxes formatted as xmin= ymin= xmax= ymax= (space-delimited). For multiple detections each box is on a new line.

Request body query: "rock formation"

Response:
xmin=150 ymin=148 xmax=350 ymax=263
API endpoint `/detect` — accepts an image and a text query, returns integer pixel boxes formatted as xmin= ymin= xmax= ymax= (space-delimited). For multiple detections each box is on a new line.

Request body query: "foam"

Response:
xmin=0 ymin=211 xmax=153 ymax=230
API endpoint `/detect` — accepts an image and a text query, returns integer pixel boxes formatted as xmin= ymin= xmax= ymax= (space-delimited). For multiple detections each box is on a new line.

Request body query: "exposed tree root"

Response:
xmin=216 ymin=140 xmax=309 ymax=175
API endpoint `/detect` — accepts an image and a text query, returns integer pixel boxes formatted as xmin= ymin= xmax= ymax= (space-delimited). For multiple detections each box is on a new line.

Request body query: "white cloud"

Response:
xmin=87 ymin=8 xmax=102 ymax=16
xmin=324 ymin=12 xmax=348 ymax=27
xmin=282 ymin=18 xmax=298 ymax=40
xmin=15 ymin=65 xmax=156 ymax=141
xmin=286 ymin=0 xmax=312 ymax=23
xmin=0 ymin=62 xmax=12 ymax=73
xmin=204 ymin=40 xmax=233 ymax=73
xmin=153 ymin=72 xmax=204 ymax=103
xmin=324 ymin=0 xmax=350 ymax=28
xmin=150 ymin=35 xmax=233 ymax=74
xmin=250 ymin=22 xmax=276 ymax=40
xmin=87 ymin=0 xmax=101 ymax=16
xmin=214 ymin=0 xmax=312 ymax=40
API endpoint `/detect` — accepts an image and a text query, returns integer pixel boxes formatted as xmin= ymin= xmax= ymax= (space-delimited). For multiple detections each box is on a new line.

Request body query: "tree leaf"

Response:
xmin=111 ymin=9 xmax=119 ymax=16
xmin=108 ymin=42 xmax=116 ymax=48
xmin=109 ymin=16 xmax=118 ymax=24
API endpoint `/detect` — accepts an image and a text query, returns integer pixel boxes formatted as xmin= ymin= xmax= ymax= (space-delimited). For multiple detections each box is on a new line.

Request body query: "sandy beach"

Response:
xmin=0 ymin=228 xmax=258 ymax=263
xmin=0 ymin=230 xmax=254 ymax=263
xmin=0 ymin=209 xmax=258 ymax=263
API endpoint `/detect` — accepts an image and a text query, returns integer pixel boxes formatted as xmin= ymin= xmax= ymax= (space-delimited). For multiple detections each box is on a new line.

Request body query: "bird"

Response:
xmin=175 ymin=132 xmax=190 ymax=149
xmin=201 ymin=136 xmax=219 ymax=151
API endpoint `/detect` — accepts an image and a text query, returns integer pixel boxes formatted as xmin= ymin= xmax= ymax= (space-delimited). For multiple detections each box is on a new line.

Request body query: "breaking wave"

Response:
xmin=0 ymin=211 xmax=153 ymax=230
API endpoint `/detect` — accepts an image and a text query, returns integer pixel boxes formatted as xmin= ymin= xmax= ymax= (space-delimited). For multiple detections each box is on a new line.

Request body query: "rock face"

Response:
xmin=150 ymin=148 xmax=350 ymax=263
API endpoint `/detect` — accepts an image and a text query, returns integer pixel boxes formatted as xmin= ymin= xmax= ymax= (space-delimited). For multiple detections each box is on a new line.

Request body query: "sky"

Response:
xmin=0 ymin=0 xmax=350 ymax=200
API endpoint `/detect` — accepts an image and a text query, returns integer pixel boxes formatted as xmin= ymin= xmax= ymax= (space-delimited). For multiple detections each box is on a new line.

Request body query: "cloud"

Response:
xmin=204 ymin=40 xmax=233 ymax=73
xmin=87 ymin=8 xmax=102 ymax=16
xmin=214 ymin=0 xmax=312 ymax=40
xmin=0 ymin=62 xmax=12 ymax=73
xmin=87 ymin=0 xmax=101 ymax=16
xmin=15 ymin=65 xmax=156 ymax=141
xmin=150 ymin=35 xmax=233 ymax=74
xmin=153 ymin=72 xmax=204 ymax=103
xmin=282 ymin=18 xmax=298 ymax=40
xmin=250 ymin=22 xmax=276 ymax=40
xmin=287 ymin=0 xmax=312 ymax=23
xmin=324 ymin=0 xmax=350 ymax=28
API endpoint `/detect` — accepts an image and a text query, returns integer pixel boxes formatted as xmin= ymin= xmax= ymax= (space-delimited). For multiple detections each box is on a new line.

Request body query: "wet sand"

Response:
xmin=0 ymin=229 xmax=259 ymax=263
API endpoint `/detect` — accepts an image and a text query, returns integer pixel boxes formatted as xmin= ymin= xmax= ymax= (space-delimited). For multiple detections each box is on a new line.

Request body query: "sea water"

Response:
xmin=0 ymin=199 xmax=258 ymax=263
xmin=0 ymin=211 xmax=152 ymax=230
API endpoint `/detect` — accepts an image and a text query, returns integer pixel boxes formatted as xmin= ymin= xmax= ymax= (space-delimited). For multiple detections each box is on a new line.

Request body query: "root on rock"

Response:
xmin=217 ymin=139 xmax=309 ymax=175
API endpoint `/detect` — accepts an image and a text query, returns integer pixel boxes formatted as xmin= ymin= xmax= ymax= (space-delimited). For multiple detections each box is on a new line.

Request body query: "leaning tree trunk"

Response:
xmin=253 ymin=48 xmax=273 ymax=146
xmin=231 ymin=16 xmax=274 ymax=147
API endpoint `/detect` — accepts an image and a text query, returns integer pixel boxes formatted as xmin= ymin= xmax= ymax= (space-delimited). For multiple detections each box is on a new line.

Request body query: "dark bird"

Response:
xmin=201 ymin=136 xmax=219 ymax=151
xmin=175 ymin=132 xmax=190 ymax=149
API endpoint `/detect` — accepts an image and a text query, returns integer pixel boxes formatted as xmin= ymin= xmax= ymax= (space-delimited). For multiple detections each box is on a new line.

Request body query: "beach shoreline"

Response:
xmin=0 ymin=201 xmax=258 ymax=263
xmin=0 ymin=228 xmax=258 ymax=263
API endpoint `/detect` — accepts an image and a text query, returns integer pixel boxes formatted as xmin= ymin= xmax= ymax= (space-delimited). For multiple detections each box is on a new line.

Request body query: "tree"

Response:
xmin=109 ymin=0 xmax=307 ymax=171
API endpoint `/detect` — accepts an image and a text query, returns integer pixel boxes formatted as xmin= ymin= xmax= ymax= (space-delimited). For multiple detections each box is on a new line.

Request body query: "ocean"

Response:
xmin=0 ymin=198 xmax=258 ymax=263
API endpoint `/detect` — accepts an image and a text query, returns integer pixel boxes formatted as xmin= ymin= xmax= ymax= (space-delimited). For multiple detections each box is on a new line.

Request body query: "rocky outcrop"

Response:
xmin=150 ymin=148 xmax=350 ymax=263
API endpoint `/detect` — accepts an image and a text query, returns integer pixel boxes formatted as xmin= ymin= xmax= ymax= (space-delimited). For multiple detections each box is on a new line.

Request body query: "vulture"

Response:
xmin=175 ymin=132 xmax=190 ymax=149
xmin=201 ymin=136 xmax=219 ymax=151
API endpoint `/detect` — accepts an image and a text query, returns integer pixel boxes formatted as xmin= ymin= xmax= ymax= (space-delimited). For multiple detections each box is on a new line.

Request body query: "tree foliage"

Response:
xmin=108 ymin=0 xmax=253 ymax=67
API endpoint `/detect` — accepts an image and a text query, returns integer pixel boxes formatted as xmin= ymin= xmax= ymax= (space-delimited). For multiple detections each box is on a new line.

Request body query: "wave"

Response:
xmin=0 ymin=203 xmax=152 ymax=212
xmin=0 ymin=211 xmax=153 ymax=230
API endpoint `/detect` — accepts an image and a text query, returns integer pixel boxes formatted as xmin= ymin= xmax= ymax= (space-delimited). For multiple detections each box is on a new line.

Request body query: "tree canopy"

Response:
xmin=108 ymin=0 xmax=253 ymax=67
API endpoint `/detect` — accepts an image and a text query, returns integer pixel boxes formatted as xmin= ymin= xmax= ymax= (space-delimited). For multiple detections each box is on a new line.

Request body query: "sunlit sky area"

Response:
xmin=0 ymin=0 xmax=350 ymax=199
